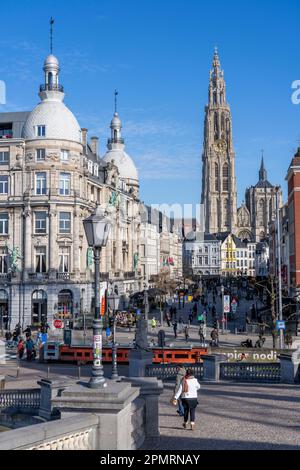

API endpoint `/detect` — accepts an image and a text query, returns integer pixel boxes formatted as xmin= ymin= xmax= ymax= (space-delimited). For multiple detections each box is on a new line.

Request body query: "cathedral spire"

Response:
xmin=259 ymin=151 xmax=267 ymax=181
xmin=209 ymin=47 xmax=227 ymax=107
xmin=213 ymin=46 xmax=220 ymax=69
xmin=201 ymin=48 xmax=237 ymax=235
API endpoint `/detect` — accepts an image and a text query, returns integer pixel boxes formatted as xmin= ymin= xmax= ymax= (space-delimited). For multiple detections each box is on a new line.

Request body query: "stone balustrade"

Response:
xmin=0 ymin=414 xmax=98 ymax=450
xmin=0 ymin=389 xmax=41 ymax=412
xmin=220 ymin=362 xmax=281 ymax=383
xmin=145 ymin=363 xmax=204 ymax=381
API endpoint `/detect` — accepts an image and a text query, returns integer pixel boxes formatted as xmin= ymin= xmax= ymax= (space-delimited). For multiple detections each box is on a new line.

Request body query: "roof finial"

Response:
xmin=213 ymin=46 xmax=220 ymax=68
xmin=114 ymin=89 xmax=118 ymax=114
xmin=50 ymin=17 xmax=55 ymax=54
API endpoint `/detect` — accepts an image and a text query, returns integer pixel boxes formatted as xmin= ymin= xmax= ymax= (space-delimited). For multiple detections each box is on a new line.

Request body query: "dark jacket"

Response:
xmin=174 ymin=367 xmax=186 ymax=394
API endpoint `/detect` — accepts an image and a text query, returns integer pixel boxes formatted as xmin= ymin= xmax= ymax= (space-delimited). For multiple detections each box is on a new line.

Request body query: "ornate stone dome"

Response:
xmin=102 ymin=111 xmax=138 ymax=183
xmin=103 ymin=148 xmax=138 ymax=182
xmin=22 ymin=54 xmax=82 ymax=144
xmin=22 ymin=99 xmax=82 ymax=143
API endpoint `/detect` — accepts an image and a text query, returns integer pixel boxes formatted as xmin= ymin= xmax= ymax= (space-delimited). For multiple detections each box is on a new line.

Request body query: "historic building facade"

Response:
xmin=286 ymin=149 xmax=300 ymax=299
xmin=201 ymin=49 xmax=238 ymax=235
xmin=183 ymin=233 xmax=221 ymax=277
xmin=0 ymin=53 xmax=142 ymax=330
xmin=244 ymin=157 xmax=282 ymax=242
xmin=200 ymin=50 xmax=282 ymax=243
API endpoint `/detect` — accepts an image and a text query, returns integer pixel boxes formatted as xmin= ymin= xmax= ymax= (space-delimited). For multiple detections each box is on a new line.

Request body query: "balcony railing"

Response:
xmin=100 ymin=272 xmax=109 ymax=281
xmin=107 ymin=138 xmax=124 ymax=145
xmin=28 ymin=272 xmax=48 ymax=281
xmin=39 ymin=84 xmax=64 ymax=93
xmin=124 ymin=271 xmax=136 ymax=280
xmin=57 ymin=272 xmax=71 ymax=281
xmin=0 ymin=273 xmax=11 ymax=282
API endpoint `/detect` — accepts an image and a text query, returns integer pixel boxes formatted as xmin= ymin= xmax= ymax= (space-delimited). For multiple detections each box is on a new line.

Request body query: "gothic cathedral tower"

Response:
xmin=201 ymin=49 xmax=237 ymax=234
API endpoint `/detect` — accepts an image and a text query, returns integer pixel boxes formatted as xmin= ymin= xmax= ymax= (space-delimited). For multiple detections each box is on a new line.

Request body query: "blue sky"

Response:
xmin=0 ymin=0 xmax=300 ymax=209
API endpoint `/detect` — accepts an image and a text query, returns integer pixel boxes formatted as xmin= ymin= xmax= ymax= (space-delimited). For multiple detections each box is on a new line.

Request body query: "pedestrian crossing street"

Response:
xmin=3 ymin=348 xmax=18 ymax=362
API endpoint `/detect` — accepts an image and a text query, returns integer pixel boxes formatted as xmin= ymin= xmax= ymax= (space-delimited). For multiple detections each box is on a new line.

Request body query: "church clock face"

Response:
xmin=213 ymin=139 xmax=227 ymax=154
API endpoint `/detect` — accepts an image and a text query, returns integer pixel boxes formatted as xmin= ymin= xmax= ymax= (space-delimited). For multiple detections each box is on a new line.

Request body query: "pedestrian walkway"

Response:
xmin=143 ymin=382 xmax=300 ymax=450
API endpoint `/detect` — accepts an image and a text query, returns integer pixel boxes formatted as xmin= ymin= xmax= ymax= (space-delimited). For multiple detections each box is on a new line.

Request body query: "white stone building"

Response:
xmin=0 ymin=53 xmax=142 ymax=330
xmin=183 ymin=233 xmax=221 ymax=277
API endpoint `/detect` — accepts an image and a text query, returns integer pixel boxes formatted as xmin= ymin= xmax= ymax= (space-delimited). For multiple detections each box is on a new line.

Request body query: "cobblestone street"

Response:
xmin=143 ymin=382 xmax=300 ymax=450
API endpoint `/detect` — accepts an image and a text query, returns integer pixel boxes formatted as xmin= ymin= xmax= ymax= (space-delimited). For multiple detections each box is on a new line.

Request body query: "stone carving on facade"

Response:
xmin=46 ymin=152 xmax=60 ymax=163
xmin=14 ymin=153 xmax=23 ymax=169
xmin=25 ymin=152 xmax=34 ymax=163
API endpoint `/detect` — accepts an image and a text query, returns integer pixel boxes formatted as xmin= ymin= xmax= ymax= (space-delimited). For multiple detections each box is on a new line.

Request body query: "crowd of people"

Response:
xmin=4 ymin=322 xmax=49 ymax=361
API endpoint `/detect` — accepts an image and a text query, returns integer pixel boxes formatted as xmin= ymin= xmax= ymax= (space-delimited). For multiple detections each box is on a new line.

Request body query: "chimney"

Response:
xmin=81 ymin=128 xmax=88 ymax=154
xmin=90 ymin=136 xmax=99 ymax=157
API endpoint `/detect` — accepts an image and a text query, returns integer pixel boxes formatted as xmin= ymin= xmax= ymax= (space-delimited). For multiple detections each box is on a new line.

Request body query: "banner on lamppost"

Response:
xmin=100 ymin=282 xmax=108 ymax=316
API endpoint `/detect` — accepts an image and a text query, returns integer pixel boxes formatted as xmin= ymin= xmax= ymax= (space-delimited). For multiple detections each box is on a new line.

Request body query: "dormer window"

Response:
xmin=36 ymin=125 xmax=46 ymax=137
xmin=94 ymin=164 xmax=99 ymax=177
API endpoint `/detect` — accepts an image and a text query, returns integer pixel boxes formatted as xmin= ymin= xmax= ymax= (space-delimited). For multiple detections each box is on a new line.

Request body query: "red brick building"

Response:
xmin=286 ymin=150 xmax=300 ymax=299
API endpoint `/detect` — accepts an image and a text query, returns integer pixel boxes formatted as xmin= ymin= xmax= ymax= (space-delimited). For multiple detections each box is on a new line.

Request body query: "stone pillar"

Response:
xmin=24 ymin=209 xmax=32 ymax=273
xmin=203 ymin=354 xmax=228 ymax=382
xmin=49 ymin=208 xmax=57 ymax=279
xmin=124 ymin=377 xmax=163 ymax=439
xmin=0 ymin=340 xmax=6 ymax=365
xmin=73 ymin=209 xmax=80 ymax=275
xmin=51 ymin=380 xmax=140 ymax=450
xmin=37 ymin=378 xmax=74 ymax=420
xmin=280 ymin=348 xmax=300 ymax=384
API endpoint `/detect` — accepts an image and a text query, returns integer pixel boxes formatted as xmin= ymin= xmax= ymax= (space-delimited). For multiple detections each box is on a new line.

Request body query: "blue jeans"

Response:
xmin=178 ymin=399 xmax=184 ymax=416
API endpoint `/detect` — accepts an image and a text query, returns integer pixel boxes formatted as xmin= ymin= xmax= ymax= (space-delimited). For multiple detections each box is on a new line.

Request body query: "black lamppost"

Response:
xmin=83 ymin=205 xmax=112 ymax=389
xmin=107 ymin=286 xmax=120 ymax=380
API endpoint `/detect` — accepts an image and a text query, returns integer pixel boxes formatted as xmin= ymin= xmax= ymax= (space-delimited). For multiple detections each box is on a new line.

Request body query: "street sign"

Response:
xmin=231 ymin=299 xmax=237 ymax=314
xmin=276 ymin=320 xmax=286 ymax=331
xmin=223 ymin=295 xmax=230 ymax=313
xmin=53 ymin=319 xmax=63 ymax=329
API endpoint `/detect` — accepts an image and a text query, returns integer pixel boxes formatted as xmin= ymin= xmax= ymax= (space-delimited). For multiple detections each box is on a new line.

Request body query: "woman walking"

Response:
xmin=173 ymin=368 xmax=201 ymax=430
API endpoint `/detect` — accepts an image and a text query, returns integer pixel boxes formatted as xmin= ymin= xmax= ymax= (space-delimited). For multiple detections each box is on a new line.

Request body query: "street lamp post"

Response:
xmin=276 ymin=188 xmax=284 ymax=350
xmin=83 ymin=205 xmax=112 ymax=389
xmin=221 ymin=284 xmax=225 ymax=334
xmin=144 ymin=282 xmax=149 ymax=329
xmin=108 ymin=286 xmax=120 ymax=380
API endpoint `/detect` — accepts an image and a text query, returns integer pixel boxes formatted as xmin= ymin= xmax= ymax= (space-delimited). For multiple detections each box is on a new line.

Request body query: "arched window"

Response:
xmin=221 ymin=113 xmax=225 ymax=132
xmin=223 ymin=199 xmax=229 ymax=226
xmin=32 ymin=290 xmax=47 ymax=326
xmin=0 ymin=289 xmax=9 ymax=330
xmin=48 ymin=72 xmax=53 ymax=86
xmin=259 ymin=199 xmax=265 ymax=224
xmin=223 ymin=163 xmax=229 ymax=191
xmin=214 ymin=163 xmax=219 ymax=191
xmin=58 ymin=290 xmax=73 ymax=320
xmin=214 ymin=113 xmax=218 ymax=138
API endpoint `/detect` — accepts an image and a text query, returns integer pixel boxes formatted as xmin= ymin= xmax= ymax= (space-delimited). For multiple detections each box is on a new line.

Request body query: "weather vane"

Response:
xmin=114 ymin=89 xmax=118 ymax=113
xmin=50 ymin=17 xmax=55 ymax=54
